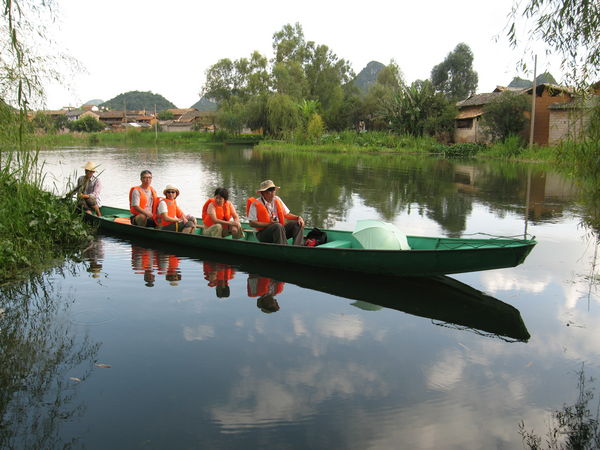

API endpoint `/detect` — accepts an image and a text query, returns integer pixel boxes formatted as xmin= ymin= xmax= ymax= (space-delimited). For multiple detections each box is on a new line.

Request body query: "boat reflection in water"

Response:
xmin=122 ymin=239 xmax=530 ymax=342
xmin=131 ymin=245 xmax=182 ymax=287
xmin=203 ymin=261 xmax=235 ymax=298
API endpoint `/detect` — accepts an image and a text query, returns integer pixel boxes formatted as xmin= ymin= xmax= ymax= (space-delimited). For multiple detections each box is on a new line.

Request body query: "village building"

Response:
xmin=160 ymin=108 xmax=216 ymax=132
xmin=548 ymin=97 xmax=599 ymax=146
xmin=454 ymin=84 xmax=577 ymax=146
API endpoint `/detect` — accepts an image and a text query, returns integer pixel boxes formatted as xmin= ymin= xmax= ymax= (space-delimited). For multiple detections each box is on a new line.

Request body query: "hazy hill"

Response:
xmin=100 ymin=91 xmax=176 ymax=111
xmin=353 ymin=61 xmax=385 ymax=94
xmin=190 ymin=96 xmax=217 ymax=111
xmin=508 ymin=72 xmax=558 ymax=88
xmin=82 ymin=99 xmax=104 ymax=106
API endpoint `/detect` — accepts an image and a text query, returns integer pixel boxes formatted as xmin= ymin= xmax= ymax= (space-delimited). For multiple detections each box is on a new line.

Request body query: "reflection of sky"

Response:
xmin=59 ymin=234 xmax=600 ymax=448
xmin=36 ymin=148 xmax=600 ymax=448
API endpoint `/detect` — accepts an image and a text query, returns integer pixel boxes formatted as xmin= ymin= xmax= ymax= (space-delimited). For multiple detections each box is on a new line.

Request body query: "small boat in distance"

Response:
xmin=87 ymin=205 xmax=536 ymax=277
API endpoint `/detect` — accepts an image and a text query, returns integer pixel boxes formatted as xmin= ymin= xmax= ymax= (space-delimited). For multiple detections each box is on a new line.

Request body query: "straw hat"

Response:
xmin=257 ymin=179 xmax=280 ymax=193
xmin=163 ymin=184 xmax=180 ymax=197
xmin=81 ymin=161 xmax=99 ymax=171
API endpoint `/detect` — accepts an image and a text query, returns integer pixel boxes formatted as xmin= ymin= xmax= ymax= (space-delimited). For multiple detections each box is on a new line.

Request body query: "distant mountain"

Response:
xmin=190 ymin=96 xmax=217 ymax=111
xmin=508 ymin=72 xmax=558 ymax=88
xmin=353 ymin=61 xmax=385 ymax=94
xmin=82 ymin=99 xmax=104 ymax=106
xmin=100 ymin=91 xmax=176 ymax=111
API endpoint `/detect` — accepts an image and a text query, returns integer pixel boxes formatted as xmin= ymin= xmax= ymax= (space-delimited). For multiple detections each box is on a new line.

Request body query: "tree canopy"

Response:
xmin=507 ymin=0 xmax=599 ymax=88
xmin=481 ymin=91 xmax=530 ymax=141
xmin=431 ymin=43 xmax=479 ymax=102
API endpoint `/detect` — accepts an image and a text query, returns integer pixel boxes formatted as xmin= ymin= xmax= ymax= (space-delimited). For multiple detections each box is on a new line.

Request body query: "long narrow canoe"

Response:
xmin=88 ymin=205 xmax=536 ymax=277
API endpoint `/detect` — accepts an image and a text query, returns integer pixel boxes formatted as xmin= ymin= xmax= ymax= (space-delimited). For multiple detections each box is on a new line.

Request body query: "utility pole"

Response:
xmin=154 ymin=104 xmax=158 ymax=141
xmin=528 ymin=55 xmax=537 ymax=149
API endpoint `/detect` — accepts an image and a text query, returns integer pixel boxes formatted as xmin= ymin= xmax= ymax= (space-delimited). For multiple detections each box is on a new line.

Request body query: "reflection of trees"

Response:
xmin=193 ymin=147 xmax=576 ymax=236
xmin=0 ymin=271 xmax=100 ymax=449
xmin=520 ymin=365 xmax=600 ymax=449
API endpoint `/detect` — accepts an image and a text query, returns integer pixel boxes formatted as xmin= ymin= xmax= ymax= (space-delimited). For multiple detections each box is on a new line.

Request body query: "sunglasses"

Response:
xmin=165 ymin=190 xmax=177 ymax=194
xmin=266 ymin=187 xmax=276 ymax=192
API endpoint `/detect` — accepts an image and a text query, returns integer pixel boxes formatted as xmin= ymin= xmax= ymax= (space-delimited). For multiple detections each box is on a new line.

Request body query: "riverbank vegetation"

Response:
xmin=1 ymin=1 xmax=92 ymax=283
xmin=0 ymin=149 xmax=92 ymax=284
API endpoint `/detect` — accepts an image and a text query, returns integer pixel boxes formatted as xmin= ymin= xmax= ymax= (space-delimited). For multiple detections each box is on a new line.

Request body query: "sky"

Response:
xmin=42 ymin=0 xmax=561 ymax=110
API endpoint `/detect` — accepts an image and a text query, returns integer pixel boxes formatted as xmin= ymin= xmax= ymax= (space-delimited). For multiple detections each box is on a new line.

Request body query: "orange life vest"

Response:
xmin=202 ymin=198 xmax=232 ymax=228
xmin=246 ymin=196 xmax=286 ymax=231
xmin=132 ymin=246 xmax=153 ymax=273
xmin=154 ymin=197 xmax=184 ymax=227
xmin=129 ymin=186 xmax=158 ymax=215
xmin=247 ymin=276 xmax=284 ymax=297
xmin=203 ymin=262 xmax=235 ymax=287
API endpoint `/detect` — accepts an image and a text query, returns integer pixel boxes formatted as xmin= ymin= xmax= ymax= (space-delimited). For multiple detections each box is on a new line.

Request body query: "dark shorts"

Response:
xmin=131 ymin=215 xmax=156 ymax=227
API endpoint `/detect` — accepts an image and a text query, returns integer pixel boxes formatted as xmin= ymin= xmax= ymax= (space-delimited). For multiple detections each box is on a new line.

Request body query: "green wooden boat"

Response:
xmin=89 ymin=205 xmax=536 ymax=277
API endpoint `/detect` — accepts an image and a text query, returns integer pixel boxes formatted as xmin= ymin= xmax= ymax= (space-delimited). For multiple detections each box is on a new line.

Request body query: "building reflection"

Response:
xmin=203 ymin=261 xmax=235 ymax=298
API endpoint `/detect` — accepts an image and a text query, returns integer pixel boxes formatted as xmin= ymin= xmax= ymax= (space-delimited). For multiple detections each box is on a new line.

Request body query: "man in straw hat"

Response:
xmin=155 ymin=184 xmax=197 ymax=233
xmin=75 ymin=161 xmax=102 ymax=216
xmin=247 ymin=180 xmax=304 ymax=245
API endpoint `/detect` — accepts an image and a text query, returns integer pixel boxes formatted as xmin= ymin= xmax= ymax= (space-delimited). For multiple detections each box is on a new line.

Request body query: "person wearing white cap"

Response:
xmin=155 ymin=185 xmax=197 ymax=234
xmin=75 ymin=161 xmax=102 ymax=216
xmin=247 ymin=180 xmax=304 ymax=245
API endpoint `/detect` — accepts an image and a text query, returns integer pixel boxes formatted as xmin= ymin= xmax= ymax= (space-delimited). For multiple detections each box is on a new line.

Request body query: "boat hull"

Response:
xmin=88 ymin=206 xmax=536 ymax=277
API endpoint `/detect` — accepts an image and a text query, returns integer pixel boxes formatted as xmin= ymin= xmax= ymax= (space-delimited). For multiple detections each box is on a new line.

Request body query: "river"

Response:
xmin=2 ymin=144 xmax=599 ymax=449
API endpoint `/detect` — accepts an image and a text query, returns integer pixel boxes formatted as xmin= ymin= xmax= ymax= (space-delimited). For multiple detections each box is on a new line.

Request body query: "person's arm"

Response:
xmin=230 ymin=204 xmax=242 ymax=226
xmin=280 ymin=198 xmax=304 ymax=226
xmin=248 ymin=203 xmax=271 ymax=229
xmin=158 ymin=200 xmax=181 ymax=223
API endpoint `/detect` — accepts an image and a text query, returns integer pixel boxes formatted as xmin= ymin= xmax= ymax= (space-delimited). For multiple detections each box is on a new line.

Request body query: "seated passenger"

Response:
xmin=155 ymin=185 xmax=197 ymax=234
xmin=129 ymin=170 xmax=158 ymax=227
xmin=202 ymin=187 xmax=245 ymax=239
xmin=247 ymin=180 xmax=304 ymax=245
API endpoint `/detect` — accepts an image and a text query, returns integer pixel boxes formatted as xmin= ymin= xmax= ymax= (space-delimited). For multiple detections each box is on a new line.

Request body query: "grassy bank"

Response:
xmin=0 ymin=150 xmax=92 ymax=284
xmin=257 ymin=132 xmax=563 ymax=162
xmin=258 ymin=131 xmax=439 ymax=153
xmin=30 ymin=129 xmax=215 ymax=148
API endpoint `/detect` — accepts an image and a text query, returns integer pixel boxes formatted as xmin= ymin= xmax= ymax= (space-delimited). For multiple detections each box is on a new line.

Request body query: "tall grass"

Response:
xmin=0 ymin=149 xmax=92 ymax=283
xmin=258 ymin=131 xmax=438 ymax=153
xmin=31 ymin=129 xmax=214 ymax=148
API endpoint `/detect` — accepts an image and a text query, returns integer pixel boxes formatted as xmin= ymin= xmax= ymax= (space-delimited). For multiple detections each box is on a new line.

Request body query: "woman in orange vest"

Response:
xmin=154 ymin=185 xmax=197 ymax=233
xmin=247 ymin=180 xmax=304 ymax=245
xmin=202 ymin=187 xmax=245 ymax=239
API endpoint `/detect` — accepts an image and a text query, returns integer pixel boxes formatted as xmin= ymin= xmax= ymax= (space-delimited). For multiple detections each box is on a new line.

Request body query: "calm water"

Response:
xmin=3 ymin=145 xmax=599 ymax=449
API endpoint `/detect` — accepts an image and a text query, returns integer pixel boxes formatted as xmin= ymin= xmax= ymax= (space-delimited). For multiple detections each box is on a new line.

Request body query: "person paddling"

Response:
xmin=74 ymin=161 xmax=102 ymax=216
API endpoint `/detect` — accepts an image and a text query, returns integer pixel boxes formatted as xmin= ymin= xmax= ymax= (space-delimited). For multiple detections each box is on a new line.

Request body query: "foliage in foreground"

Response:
xmin=0 ymin=152 xmax=92 ymax=283
xmin=520 ymin=366 xmax=600 ymax=449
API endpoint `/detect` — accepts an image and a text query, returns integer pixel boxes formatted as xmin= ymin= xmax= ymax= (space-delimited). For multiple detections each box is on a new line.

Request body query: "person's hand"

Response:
xmin=297 ymin=216 xmax=304 ymax=227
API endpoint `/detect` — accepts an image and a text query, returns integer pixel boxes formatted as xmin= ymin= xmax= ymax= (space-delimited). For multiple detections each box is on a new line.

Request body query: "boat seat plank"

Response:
xmin=318 ymin=240 xmax=352 ymax=248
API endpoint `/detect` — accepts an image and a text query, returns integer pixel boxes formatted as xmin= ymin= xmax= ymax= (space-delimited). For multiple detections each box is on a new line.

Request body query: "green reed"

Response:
xmin=0 ymin=148 xmax=92 ymax=284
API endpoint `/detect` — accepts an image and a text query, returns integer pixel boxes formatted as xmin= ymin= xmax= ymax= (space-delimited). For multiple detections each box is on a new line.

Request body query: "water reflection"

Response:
xmin=0 ymin=271 xmax=100 ymax=449
xmin=203 ymin=261 xmax=235 ymax=298
xmin=247 ymin=274 xmax=284 ymax=313
xmin=122 ymin=238 xmax=529 ymax=341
